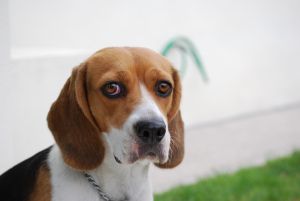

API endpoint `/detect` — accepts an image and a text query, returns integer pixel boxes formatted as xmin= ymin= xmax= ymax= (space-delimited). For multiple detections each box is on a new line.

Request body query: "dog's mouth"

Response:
xmin=114 ymin=144 xmax=167 ymax=165
xmin=136 ymin=149 xmax=164 ymax=163
xmin=114 ymin=153 xmax=158 ymax=164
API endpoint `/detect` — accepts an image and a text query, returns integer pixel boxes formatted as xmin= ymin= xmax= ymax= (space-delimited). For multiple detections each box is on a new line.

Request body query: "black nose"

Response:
xmin=134 ymin=120 xmax=166 ymax=144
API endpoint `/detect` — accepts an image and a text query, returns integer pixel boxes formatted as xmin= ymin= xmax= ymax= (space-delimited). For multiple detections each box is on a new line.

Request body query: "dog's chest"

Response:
xmin=48 ymin=146 xmax=153 ymax=201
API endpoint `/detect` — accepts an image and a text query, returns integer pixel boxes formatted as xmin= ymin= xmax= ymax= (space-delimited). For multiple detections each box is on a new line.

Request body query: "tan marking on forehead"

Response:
xmin=87 ymin=47 xmax=172 ymax=84
xmin=88 ymin=48 xmax=135 ymax=71
xmin=128 ymin=47 xmax=173 ymax=80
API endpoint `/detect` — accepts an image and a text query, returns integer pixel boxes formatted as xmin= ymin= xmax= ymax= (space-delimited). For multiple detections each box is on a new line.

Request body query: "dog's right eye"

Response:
xmin=101 ymin=81 xmax=126 ymax=98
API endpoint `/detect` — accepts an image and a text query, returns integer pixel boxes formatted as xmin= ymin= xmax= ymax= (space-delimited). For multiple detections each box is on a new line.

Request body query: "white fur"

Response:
xmin=48 ymin=84 xmax=171 ymax=201
xmin=48 ymin=146 xmax=99 ymax=201
xmin=48 ymin=143 xmax=152 ymax=201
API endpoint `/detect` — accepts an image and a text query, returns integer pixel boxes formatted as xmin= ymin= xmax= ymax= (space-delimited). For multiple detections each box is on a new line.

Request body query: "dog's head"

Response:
xmin=47 ymin=47 xmax=184 ymax=170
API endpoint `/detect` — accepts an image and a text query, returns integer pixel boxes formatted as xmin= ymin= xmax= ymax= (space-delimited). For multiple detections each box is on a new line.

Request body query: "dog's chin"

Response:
xmin=114 ymin=148 xmax=169 ymax=165
xmin=130 ymin=151 xmax=167 ymax=164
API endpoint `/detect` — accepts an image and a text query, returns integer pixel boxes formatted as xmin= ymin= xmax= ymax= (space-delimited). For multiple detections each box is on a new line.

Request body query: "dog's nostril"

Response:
xmin=143 ymin=130 xmax=150 ymax=138
xmin=156 ymin=127 xmax=166 ymax=141
xmin=135 ymin=120 xmax=166 ymax=144
xmin=158 ymin=127 xmax=166 ymax=136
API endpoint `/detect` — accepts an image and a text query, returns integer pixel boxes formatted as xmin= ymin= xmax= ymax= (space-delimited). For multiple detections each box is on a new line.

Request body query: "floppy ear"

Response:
xmin=47 ymin=63 xmax=105 ymax=170
xmin=157 ymin=69 xmax=184 ymax=168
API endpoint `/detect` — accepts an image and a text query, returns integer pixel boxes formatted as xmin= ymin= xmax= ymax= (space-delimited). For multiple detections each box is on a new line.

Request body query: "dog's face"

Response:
xmin=48 ymin=47 xmax=184 ymax=170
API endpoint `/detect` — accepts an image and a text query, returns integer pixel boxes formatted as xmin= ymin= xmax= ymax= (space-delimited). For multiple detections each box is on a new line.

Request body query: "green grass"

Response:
xmin=155 ymin=152 xmax=300 ymax=201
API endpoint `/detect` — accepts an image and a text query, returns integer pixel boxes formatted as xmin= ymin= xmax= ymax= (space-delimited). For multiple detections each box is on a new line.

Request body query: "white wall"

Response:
xmin=0 ymin=0 xmax=9 ymax=65
xmin=0 ymin=0 xmax=15 ymax=172
xmin=1 ymin=0 xmax=300 ymax=173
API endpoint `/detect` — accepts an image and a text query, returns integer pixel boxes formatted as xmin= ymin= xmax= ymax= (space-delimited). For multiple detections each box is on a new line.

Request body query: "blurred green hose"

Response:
xmin=161 ymin=36 xmax=208 ymax=81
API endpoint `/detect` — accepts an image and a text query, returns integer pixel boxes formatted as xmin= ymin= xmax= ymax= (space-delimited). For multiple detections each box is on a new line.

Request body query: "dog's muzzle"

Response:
xmin=123 ymin=119 xmax=168 ymax=163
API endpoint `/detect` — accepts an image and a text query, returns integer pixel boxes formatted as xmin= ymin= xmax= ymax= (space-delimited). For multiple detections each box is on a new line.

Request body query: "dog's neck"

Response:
xmin=48 ymin=145 xmax=153 ymax=201
xmin=89 ymin=138 xmax=153 ymax=201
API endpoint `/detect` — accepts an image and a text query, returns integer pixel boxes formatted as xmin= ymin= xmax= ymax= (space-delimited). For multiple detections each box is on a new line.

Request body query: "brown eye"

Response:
xmin=155 ymin=80 xmax=172 ymax=97
xmin=101 ymin=82 xmax=126 ymax=98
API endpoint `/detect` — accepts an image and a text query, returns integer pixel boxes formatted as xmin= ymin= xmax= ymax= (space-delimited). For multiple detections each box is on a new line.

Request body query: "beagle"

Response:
xmin=0 ymin=47 xmax=184 ymax=201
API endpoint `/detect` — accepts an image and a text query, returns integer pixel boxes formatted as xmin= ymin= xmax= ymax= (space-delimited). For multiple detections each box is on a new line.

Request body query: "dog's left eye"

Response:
xmin=101 ymin=82 xmax=125 ymax=98
xmin=155 ymin=80 xmax=173 ymax=97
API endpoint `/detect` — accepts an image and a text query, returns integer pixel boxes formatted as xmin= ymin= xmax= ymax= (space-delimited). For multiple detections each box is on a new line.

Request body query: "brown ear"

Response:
xmin=156 ymin=69 xmax=184 ymax=168
xmin=47 ymin=63 xmax=105 ymax=170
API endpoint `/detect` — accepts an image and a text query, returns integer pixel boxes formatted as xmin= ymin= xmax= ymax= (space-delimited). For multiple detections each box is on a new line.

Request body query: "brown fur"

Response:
xmin=28 ymin=165 xmax=51 ymax=201
xmin=156 ymin=111 xmax=184 ymax=168
xmin=47 ymin=47 xmax=184 ymax=170
xmin=47 ymin=65 xmax=105 ymax=170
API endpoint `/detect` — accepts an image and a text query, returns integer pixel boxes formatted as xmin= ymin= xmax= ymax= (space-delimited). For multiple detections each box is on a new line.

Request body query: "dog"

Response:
xmin=0 ymin=47 xmax=184 ymax=201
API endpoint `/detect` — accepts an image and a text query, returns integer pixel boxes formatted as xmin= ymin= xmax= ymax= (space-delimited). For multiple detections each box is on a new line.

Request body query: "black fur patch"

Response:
xmin=0 ymin=146 xmax=52 ymax=201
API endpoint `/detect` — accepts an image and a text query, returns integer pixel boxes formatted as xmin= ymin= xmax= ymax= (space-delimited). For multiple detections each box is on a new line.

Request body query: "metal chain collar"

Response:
xmin=84 ymin=173 xmax=128 ymax=201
